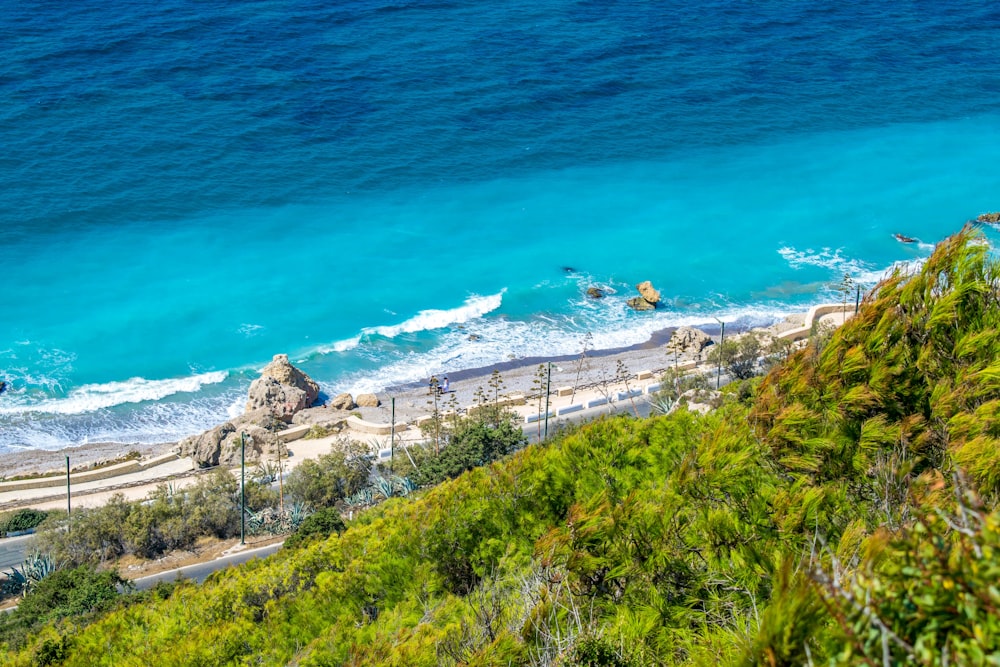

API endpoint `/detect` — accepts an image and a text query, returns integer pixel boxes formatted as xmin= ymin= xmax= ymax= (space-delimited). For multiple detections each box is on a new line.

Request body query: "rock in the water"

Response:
xmin=587 ymin=287 xmax=605 ymax=299
xmin=328 ymin=392 xmax=356 ymax=411
xmin=627 ymin=296 xmax=656 ymax=311
xmin=977 ymin=212 xmax=1000 ymax=223
xmin=245 ymin=376 xmax=310 ymax=422
xmin=356 ymin=393 xmax=380 ymax=408
xmin=636 ymin=281 xmax=661 ymax=304
xmin=467 ymin=333 xmax=481 ymax=341
xmin=666 ymin=326 xmax=712 ymax=356
xmin=258 ymin=353 xmax=320 ymax=406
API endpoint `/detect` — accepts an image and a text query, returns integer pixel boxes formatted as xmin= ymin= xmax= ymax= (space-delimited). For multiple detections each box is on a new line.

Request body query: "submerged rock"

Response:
xmin=587 ymin=287 xmax=605 ymax=299
xmin=627 ymin=296 xmax=656 ymax=311
xmin=977 ymin=212 xmax=1000 ymax=224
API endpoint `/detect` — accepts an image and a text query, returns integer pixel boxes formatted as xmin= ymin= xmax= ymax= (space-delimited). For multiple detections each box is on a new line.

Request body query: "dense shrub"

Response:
xmin=284 ymin=439 xmax=371 ymax=509
xmin=35 ymin=469 xmax=247 ymax=565
xmin=0 ymin=508 xmax=50 ymax=535
xmin=0 ymin=564 xmax=128 ymax=651
xmin=283 ymin=507 xmax=346 ymax=550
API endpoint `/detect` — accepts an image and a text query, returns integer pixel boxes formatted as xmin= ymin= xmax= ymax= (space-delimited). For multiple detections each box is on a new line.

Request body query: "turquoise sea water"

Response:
xmin=2 ymin=1 xmax=999 ymax=451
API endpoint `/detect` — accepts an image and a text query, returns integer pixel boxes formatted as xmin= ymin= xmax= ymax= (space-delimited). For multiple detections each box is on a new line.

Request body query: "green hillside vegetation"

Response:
xmin=3 ymin=227 xmax=1000 ymax=665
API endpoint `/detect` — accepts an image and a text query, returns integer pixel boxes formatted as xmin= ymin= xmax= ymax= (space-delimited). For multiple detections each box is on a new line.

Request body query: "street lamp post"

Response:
xmin=240 ymin=432 xmax=246 ymax=546
xmin=714 ymin=318 xmax=726 ymax=390
xmin=543 ymin=362 xmax=552 ymax=439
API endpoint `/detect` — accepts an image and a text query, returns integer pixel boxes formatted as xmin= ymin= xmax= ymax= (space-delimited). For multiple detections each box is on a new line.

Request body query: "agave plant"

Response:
xmin=393 ymin=476 xmax=418 ymax=497
xmin=283 ymin=502 xmax=310 ymax=532
xmin=372 ymin=476 xmax=395 ymax=500
xmin=5 ymin=551 xmax=57 ymax=597
xmin=649 ymin=392 xmax=676 ymax=416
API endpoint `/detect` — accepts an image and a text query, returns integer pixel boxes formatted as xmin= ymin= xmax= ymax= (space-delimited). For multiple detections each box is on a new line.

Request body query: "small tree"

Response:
xmin=531 ymin=364 xmax=548 ymax=439
xmin=707 ymin=332 xmax=763 ymax=381
xmin=616 ymin=359 xmax=639 ymax=417
xmin=570 ymin=332 xmax=592 ymax=403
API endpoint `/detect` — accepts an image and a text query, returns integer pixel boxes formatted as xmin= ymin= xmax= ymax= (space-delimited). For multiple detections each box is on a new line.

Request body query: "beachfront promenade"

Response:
xmin=0 ymin=304 xmax=853 ymax=513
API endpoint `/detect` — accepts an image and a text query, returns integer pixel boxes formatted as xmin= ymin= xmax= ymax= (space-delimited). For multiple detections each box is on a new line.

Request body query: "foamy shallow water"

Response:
xmin=2 ymin=0 xmax=999 ymax=450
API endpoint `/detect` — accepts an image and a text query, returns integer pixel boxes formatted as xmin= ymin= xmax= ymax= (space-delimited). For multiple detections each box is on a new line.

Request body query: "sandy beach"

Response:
xmin=0 ymin=304 xmax=851 ymax=512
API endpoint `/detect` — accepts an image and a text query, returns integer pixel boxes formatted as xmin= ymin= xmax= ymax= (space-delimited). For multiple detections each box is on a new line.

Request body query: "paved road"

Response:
xmin=0 ymin=534 xmax=34 ymax=571
xmin=131 ymin=542 xmax=283 ymax=590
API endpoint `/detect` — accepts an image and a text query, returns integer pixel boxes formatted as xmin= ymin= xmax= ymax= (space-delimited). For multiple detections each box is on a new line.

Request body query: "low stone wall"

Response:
xmin=0 ymin=452 xmax=183 ymax=493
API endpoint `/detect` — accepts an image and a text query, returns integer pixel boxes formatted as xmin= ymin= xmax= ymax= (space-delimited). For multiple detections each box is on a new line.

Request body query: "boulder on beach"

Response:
xmin=356 ymin=393 xmax=380 ymax=408
xmin=177 ymin=419 xmax=286 ymax=468
xmin=179 ymin=352 xmax=315 ymax=467
xmin=636 ymin=281 xmax=661 ymax=304
xmin=257 ymin=353 xmax=320 ymax=406
xmin=666 ymin=326 xmax=712 ymax=356
xmin=245 ymin=376 xmax=310 ymax=422
xmin=328 ymin=392 xmax=356 ymax=411
xmin=587 ymin=286 xmax=605 ymax=299
xmin=627 ymin=296 xmax=656 ymax=311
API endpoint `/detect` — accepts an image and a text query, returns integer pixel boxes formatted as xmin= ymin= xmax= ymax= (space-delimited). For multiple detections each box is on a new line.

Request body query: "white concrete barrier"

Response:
xmin=525 ymin=411 xmax=555 ymax=424
xmin=587 ymin=397 xmax=609 ymax=408
xmin=557 ymin=404 xmax=584 ymax=416
xmin=645 ymin=383 xmax=661 ymax=394
xmin=617 ymin=389 xmax=642 ymax=401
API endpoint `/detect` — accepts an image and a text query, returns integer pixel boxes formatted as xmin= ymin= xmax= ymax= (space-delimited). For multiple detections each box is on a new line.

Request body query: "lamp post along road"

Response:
xmin=715 ymin=318 xmax=725 ymax=390
xmin=240 ymin=432 xmax=246 ymax=546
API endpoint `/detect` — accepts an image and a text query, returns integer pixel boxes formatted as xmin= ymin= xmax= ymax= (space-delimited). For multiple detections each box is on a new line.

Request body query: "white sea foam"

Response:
xmin=0 ymin=371 xmax=229 ymax=416
xmin=778 ymin=245 xmax=933 ymax=289
xmin=336 ymin=293 xmax=798 ymax=395
xmin=318 ymin=291 xmax=505 ymax=354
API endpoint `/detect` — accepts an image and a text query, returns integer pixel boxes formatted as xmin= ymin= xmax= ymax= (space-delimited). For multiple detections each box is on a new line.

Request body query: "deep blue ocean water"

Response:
xmin=2 ymin=0 xmax=999 ymax=451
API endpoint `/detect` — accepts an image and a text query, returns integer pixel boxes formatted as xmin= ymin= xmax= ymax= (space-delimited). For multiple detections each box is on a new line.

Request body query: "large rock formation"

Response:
xmin=246 ymin=353 xmax=320 ymax=411
xmin=628 ymin=281 xmax=661 ymax=311
xmin=178 ymin=420 xmax=285 ymax=468
xmin=179 ymin=353 xmax=316 ymax=467
xmin=977 ymin=212 xmax=1000 ymax=224
xmin=246 ymin=376 xmax=310 ymax=422
xmin=587 ymin=287 xmax=605 ymax=299
xmin=666 ymin=326 xmax=712 ymax=357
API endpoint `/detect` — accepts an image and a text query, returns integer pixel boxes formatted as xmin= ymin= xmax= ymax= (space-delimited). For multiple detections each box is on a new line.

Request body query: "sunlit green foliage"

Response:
xmin=5 ymin=228 xmax=1000 ymax=665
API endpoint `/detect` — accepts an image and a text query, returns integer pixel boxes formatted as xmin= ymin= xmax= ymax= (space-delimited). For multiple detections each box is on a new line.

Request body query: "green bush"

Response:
xmin=283 ymin=507 xmax=346 ymax=550
xmin=285 ymin=440 xmax=371 ymax=508
xmin=0 ymin=564 xmax=128 ymax=651
xmin=0 ymin=508 xmax=49 ymax=535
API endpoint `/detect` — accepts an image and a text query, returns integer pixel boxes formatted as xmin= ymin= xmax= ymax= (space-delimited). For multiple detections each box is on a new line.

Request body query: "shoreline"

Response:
xmin=0 ymin=307 xmax=840 ymax=482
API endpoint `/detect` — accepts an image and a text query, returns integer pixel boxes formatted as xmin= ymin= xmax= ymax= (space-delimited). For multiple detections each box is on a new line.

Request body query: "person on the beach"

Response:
xmin=428 ymin=376 xmax=438 ymax=395
xmin=441 ymin=376 xmax=450 ymax=393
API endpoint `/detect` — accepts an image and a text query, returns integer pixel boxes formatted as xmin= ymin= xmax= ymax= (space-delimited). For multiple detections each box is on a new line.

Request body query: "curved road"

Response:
xmin=131 ymin=542 xmax=284 ymax=590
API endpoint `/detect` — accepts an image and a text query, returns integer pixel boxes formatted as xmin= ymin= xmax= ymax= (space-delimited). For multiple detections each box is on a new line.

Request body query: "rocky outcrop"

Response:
xmin=177 ymin=419 xmax=286 ymax=468
xmin=179 ymin=353 xmax=315 ymax=468
xmin=977 ymin=212 xmax=1000 ymax=224
xmin=356 ymin=393 xmax=380 ymax=408
xmin=628 ymin=281 xmax=661 ymax=311
xmin=627 ymin=296 xmax=656 ymax=311
xmin=666 ymin=326 xmax=712 ymax=357
xmin=245 ymin=376 xmax=310 ymax=422
xmin=587 ymin=287 xmax=605 ymax=299
xmin=252 ymin=354 xmax=320 ymax=406
xmin=328 ymin=392 xmax=356 ymax=411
